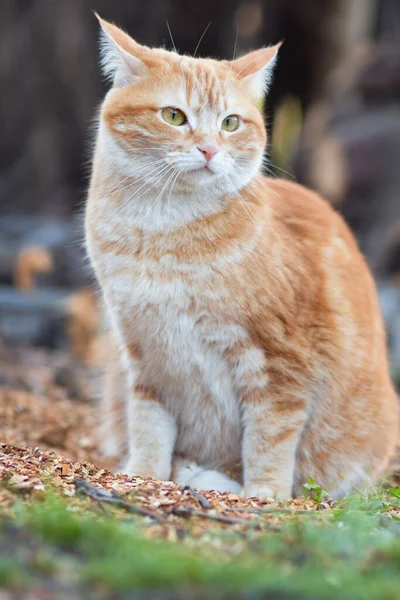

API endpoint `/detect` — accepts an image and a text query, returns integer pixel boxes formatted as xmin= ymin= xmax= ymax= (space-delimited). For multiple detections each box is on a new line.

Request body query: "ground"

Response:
xmin=1 ymin=345 xmax=400 ymax=600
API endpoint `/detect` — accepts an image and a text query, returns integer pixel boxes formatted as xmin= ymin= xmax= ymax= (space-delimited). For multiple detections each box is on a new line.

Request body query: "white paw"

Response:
xmin=243 ymin=483 xmax=292 ymax=501
xmin=118 ymin=455 xmax=171 ymax=481
xmin=191 ymin=470 xmax=242 ymax=494
xmin=174 ymin=461 xmax=203 ymax=486
xmin=175 ymin=461 xmax=242 ymax=494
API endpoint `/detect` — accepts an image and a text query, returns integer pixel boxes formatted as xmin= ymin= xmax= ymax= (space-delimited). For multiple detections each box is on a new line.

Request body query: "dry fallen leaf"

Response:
xmin=61 ymin=463 xmax=71 ymax=476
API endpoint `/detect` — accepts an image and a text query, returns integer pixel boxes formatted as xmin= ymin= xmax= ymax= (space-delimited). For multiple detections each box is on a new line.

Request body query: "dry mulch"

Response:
xmin=0 ymin=345 xmax=112 ymax=468
xmin=0 ymin=443 xmax=319 ymax=544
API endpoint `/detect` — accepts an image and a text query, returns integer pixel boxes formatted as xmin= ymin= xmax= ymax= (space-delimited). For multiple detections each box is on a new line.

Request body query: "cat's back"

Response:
xmin=254 ymin=175 xmax=373 ymax=293
xmin=255 ymin=177 xmax=391 ymax=379
xmin=257 ymin=176 xmax=358 ymax=249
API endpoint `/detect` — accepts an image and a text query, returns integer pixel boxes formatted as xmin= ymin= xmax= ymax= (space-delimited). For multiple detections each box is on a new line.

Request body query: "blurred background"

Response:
xmin=1 ymin=0 xmax=400 ymax=388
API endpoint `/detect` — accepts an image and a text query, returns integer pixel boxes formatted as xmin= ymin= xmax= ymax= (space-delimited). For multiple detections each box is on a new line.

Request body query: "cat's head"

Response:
xmin=96 ymin=17 xmax=280 ymax=202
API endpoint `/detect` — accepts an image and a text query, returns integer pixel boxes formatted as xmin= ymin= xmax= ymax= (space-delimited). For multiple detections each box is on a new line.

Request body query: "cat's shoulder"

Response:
xmin=254 ymin=175 xmax=353 ymax=242
xmin=259 ymin=176 xmax=334 ymax=214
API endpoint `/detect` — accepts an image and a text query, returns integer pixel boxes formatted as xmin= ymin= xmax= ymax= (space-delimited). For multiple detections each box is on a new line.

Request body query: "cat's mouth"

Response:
xmin=187 ymin=164 xmax=216 ymax=175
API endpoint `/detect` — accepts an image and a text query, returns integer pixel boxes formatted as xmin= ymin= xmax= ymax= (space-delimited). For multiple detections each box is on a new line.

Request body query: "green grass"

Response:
xmin=2 ymin=488 xmax=400 ymax=599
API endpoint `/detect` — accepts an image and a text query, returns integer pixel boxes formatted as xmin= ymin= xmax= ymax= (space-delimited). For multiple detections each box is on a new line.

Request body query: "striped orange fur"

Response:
xmin=85 ymin=17 xmax=399 ymax=499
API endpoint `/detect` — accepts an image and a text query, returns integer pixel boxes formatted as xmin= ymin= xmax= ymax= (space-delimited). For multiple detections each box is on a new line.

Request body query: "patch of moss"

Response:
xmin=2 ymin=488 xmax=400 ymax=599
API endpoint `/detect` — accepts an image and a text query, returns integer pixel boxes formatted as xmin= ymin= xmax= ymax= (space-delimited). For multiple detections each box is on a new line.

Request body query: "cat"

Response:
xmin=85 ymin=16 xmax=399 ymax=499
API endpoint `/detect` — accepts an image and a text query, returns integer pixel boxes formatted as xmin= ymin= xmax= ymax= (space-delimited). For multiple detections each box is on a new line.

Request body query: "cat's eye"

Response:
xmin=161 ymin=107 xmax=187 ymax=126
xmin=221 ymin=115 xmax=240 ymax=132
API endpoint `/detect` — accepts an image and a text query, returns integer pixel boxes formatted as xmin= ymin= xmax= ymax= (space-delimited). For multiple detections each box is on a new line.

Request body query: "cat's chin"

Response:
xmin=186 ymin=166 xmax=215 ymax=177
xmin=183 ymin=166 xmax=223 ymax=187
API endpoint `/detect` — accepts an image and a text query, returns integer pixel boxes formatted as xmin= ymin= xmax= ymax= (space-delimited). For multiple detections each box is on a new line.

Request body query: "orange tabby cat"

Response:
xmin=85 ymin=17 xmax=399 ymax=499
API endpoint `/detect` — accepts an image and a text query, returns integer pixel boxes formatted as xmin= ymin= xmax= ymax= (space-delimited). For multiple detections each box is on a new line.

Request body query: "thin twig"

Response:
xmin=73 ymin=478 xmax=165 ymax=522
xmin=180 ymin=485 xmax=212 ymax=510
xmin=224 ymin=506 xmax=312 ymax=515
xmin=170 ymin=505 xmax=281 ymax=531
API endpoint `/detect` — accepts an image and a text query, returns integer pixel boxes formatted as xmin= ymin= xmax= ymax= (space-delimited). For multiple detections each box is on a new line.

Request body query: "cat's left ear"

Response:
xmin=96 ymin=14 xmax=149 ymax=88
xmin=230 ymin=43 xmax=282 ymax=97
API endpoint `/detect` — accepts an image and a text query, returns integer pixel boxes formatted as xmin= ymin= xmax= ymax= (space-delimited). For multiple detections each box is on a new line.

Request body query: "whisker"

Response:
xmin=247 ymin=178 xmax=281 ymax=218
xmin=226 ymin=53 xmax=267 ymax=93
xmin=224 ymin=176 xmax=257 ymax=226
xmin=107 ymin=164 xmax=171 ymax=220
xmin=236 ymin=192 xmax=257 ymax=226
xmin=193 ymin=22 xmax=211 ymax=58
xmin=166 ymin=169 xmax=181 ymax=206
xmin=96 ymin=174 xmax=132 ymax=200
xmin=165 ymin=20 xmax=190 ymax=103
xmin=268 ymin=162 xmax=296 ymax=180
xmin=124 ymin=164 xmax=171 ymax=203
xmin=98 ymin=158 xmax=166 ymax=187
xmin=232 ymin=25 xmax=239 ymax=60
xmin=254 ymin=178 xmax=283 ymax=202
xmin=120 ymin=164 xmax=171 ymax=203
xmin=166 ymin=21 xmax=177 ymax=53
xmin=129 ymin=168 xmax=173 ymax=206
xmin=117 ymin=166 xmax=175 ymax=218
xmin=126 ymin=147 xmax=171 ymax=153
xmin=135 ymin=167 xmax=177 ymax=228
xmin=94 ymin=159 xmax=167 ymax=201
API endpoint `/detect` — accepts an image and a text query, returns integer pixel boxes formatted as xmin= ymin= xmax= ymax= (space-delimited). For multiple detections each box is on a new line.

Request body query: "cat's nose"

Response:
xmin=197 ymin=144 xmax=219 ymax=162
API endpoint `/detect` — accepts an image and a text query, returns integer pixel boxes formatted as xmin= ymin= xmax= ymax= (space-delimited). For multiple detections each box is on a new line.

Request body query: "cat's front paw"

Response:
xmin=119 ymin=455 xmax=172 ymax=481
xmin=243 ymin=483 xmax=292 ymax=501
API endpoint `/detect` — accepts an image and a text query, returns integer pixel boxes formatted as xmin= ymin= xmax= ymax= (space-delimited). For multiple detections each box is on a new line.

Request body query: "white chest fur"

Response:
xmin=99 ymin=248 xmax=243 ymax=469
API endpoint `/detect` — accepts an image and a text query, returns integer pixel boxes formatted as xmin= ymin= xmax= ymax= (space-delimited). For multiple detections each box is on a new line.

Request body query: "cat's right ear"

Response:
xmin=96 ymin=15 xmax=147 ymax=88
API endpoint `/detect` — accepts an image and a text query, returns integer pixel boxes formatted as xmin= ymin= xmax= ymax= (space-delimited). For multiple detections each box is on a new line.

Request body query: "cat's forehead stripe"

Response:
xmin=180 ymin=59 xmax=231 ymax=112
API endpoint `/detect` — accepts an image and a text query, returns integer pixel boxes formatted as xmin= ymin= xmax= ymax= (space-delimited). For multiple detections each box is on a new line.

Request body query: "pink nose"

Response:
xmin=197 ymin=144 xmax=218 ymax=162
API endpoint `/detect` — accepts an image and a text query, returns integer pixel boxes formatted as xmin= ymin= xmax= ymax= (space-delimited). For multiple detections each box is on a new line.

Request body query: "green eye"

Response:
xmin=221 ymin=115 xmax=240 ymax=132
xmin=161 ymin=107 xmax=187 ymax=126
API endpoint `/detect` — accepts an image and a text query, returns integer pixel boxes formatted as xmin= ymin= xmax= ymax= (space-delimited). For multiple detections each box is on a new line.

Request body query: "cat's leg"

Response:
xmin=241 ymin=398 xmax=307 ymax=500
xmin=293 ymin=381 xmax=399 ymax=498
xmin=120 ymin=387 xmax=177 ymax=480
xmin=172 ymin=457 xmax=242 ymax=494
xmin=100 ymin=302 xmax=177 ymax=480
xmin=117 ymin=345 xmax=177 ymax=481
xmin=234 ymin=348 xmax=308 ymax=500
xmin=98 ymin=342 xmax=127 ymax=458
